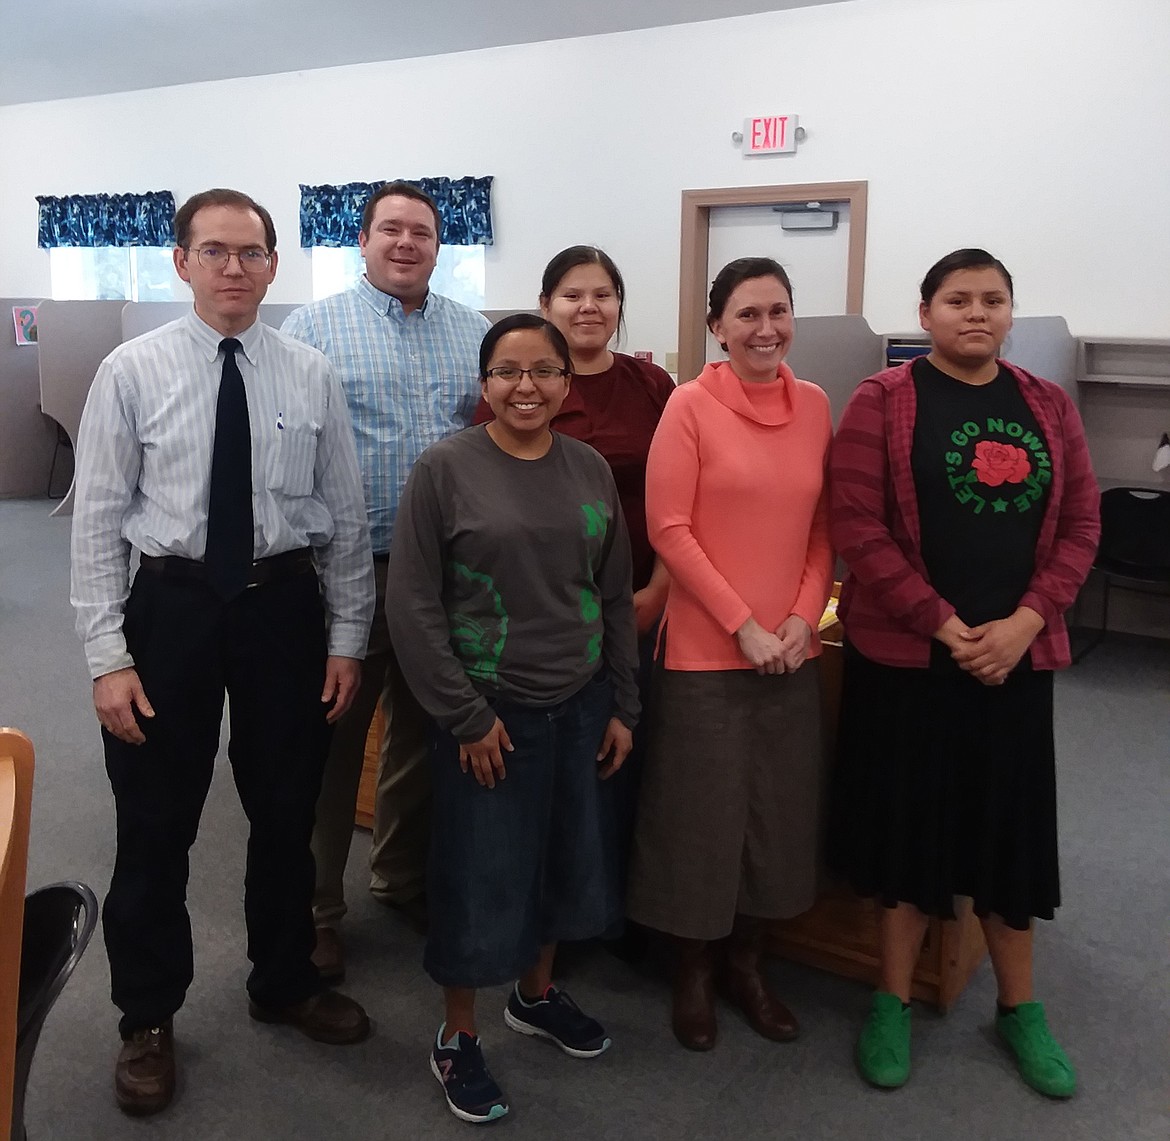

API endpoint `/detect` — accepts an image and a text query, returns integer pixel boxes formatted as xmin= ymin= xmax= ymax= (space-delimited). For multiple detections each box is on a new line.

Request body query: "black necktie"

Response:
xmin=204 ymin=337 xmax=254 ymax=600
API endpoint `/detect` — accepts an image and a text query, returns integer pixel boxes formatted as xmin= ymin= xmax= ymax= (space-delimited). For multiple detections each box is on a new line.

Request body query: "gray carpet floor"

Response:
xmin=2 ymin=496 xmax=1167 ymax=1141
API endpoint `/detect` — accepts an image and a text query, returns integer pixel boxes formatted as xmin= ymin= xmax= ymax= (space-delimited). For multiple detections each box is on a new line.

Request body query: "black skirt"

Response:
xmin=826 ymin=645 xmax=1060 ymax=930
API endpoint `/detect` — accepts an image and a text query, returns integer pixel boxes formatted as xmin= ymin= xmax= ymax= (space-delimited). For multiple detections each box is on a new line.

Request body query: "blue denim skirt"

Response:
xmin=423 ymin=670 xmax=622 ymax=988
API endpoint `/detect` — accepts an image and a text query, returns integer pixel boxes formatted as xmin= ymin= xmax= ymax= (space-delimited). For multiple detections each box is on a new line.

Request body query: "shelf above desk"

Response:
xmin=1080 ymin=374 xmax=1170 ymax=389
xmin=1078 ymin=337 xmax=1170 ymax=389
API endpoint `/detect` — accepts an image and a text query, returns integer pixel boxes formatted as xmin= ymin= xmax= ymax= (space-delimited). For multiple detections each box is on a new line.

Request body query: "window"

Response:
xmin=49 ymin=247 xmax=178 ymax=301
xmin=311 ymin=246 xmax=485 ymax=308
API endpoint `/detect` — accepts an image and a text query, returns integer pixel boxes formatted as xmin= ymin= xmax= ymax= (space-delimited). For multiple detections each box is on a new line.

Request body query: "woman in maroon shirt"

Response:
xmin=828 ymin=249 xmax=1099 ymax=1101
xmin=474 ymin=246 xmax=674 ymax=940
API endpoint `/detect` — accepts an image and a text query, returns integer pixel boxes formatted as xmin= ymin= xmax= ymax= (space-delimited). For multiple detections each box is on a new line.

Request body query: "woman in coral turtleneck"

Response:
xmin=627 ymin=257 xmax=833 ymax=1052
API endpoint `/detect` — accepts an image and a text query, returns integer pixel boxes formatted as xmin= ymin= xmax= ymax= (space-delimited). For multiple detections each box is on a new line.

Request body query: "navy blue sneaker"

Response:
xmin=429 ymin=1025 xmax=509 ymax=1124
xmin=504 ymin=984 xmax=611 ymax=1058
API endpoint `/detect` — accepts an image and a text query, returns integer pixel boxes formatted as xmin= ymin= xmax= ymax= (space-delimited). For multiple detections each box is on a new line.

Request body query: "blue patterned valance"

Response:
xmin=36 ymin=191 xmax=176 ymax=248
xmin=299 ymin=177 xmax=493 ymax=248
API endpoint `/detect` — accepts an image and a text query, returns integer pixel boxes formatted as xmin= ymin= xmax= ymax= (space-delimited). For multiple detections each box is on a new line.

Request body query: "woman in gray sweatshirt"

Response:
xmin=387 ymin=313 xmax=639 ymax=1125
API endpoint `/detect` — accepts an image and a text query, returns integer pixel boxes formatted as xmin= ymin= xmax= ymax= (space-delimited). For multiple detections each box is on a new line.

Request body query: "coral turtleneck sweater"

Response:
xmin=646 ymin=359 xmax=833 ymax=671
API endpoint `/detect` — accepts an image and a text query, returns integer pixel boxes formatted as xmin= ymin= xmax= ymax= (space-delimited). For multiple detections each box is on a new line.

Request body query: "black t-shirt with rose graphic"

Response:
xmin=910 ymin=357 xmax=1051 ymax=665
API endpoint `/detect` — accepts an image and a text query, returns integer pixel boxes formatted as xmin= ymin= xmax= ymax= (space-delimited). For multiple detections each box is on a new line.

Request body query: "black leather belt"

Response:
xmin=138 ymin=548 xmax=315 ymax=588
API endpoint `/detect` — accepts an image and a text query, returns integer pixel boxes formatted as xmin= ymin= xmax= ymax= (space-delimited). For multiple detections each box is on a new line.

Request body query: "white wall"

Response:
xmin=1 ymin=0 xmax=1167 ymax=364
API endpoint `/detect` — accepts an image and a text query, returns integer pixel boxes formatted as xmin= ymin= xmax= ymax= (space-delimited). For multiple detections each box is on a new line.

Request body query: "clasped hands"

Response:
xmin=934 ymin=608 xmax=1045 ymax=686
xmin=459 ymin=715 xmax=633 ymax=789
xmin=735 ymin=614 xmax=811 ymax=676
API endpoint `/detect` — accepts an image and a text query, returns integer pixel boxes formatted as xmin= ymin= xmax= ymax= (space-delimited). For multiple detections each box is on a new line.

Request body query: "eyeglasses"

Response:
xmin=484 ymin=366 xmax=569 ymax=382
xmin=187 ymin=245 xmax=272 ymax=273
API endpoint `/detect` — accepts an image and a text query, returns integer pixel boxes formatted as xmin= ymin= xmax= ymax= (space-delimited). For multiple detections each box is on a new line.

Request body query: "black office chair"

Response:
xmin=46 ymin=424 xmax=73 ymax=500
xmin=12 ymin=881 xmax=99 ymax=1141
xmin=1073 ymin=486 xmax=1170 ymax=662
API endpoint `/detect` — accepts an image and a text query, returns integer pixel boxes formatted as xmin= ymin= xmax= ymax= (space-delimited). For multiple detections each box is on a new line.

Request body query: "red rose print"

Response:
xmin=971 ymin=440 xmax=1031 ymax=487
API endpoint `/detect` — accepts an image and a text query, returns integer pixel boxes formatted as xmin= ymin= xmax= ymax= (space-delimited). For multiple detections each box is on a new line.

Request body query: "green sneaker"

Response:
xmin=856 ymin=991 xmax=911 ymax=1088
xmin=995 ymin=1001 xmax=1077 ymax=1098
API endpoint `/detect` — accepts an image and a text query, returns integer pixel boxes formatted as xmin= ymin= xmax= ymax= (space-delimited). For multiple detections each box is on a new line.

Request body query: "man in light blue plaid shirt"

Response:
xmin=282 ymin=182 xmax=490 ymax=976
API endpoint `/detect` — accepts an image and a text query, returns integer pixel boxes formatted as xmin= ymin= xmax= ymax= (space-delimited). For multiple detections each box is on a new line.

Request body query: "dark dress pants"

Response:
xmin=102 ymin=567 xmax=331 ymax=1037
xmin=608 ymin=627 xmax=657 ymax=886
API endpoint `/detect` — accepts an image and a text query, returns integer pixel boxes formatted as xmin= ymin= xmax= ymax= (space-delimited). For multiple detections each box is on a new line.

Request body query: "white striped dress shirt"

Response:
xmin=70 ymin=309 xmax=375 ymax=678
xmin=281 ymin=278 xmax=490 ymax=554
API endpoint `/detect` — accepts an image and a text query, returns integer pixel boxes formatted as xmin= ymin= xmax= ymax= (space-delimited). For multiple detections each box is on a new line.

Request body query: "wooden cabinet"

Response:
xmin=764 ymin=633 xmax=988 ymax=1012
xmin=354 ymin=706 xmax=382 ymax=830
xmin=766 ymin=877 xmax=987 ymax=1012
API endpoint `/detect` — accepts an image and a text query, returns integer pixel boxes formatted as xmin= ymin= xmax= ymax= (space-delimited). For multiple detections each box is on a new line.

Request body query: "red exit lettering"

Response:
xmin=748 ymin=115 xmax=791 ymax=153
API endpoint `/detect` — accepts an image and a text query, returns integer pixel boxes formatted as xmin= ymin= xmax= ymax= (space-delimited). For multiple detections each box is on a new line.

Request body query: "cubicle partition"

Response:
xmin=1004 ymin=316 xmax=1078 ymax=401
xmin=37 ymin=301 xmax=126 ymax=516
xmin=0 ymin=299 xmax=57 ymax=498
xmin=1076 ymin=337 xmax=1170 ymax=488
xmin=786 ymin=314 xmax=880 ymax=425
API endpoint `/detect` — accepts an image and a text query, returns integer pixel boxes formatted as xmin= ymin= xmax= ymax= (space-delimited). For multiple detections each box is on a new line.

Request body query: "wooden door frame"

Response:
xmin=677 ymin=180 xmax=868 ymax=383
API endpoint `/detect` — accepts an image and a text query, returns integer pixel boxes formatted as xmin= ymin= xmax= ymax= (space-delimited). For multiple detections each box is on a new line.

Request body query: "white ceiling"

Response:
xmin=1 ymin=0 xmax=851 ymax=107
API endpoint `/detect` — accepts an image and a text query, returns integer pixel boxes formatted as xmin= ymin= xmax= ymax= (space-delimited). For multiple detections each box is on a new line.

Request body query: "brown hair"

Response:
xmin=360 ymin=181 xmax=442 ymax=240
xmin=706 ymin=257 xmax=794 ymax=329
xmin=173 ymin=188 xmax=277 ymax=252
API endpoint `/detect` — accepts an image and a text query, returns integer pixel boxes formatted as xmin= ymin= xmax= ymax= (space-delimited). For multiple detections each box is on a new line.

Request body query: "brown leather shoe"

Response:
xmin=672 ymin=938 xmax=717 ymax=1051
xmin=114 ymin=1020 xmax=175 ymax=1116
xmin=248 ymin=989 xmax=371 ymax=1045
xmin=311 ymin=925 xmax=345 ymax=983
xmin=724 ymin=917 xmax=799 ymax=1042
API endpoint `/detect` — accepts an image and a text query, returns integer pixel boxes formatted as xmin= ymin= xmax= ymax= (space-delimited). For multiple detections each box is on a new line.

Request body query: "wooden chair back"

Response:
xmin=0 ymin=728 xmax=34 ymax=1141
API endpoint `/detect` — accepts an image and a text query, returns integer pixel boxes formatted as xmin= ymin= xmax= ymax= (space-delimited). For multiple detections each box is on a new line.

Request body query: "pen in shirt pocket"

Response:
xmin=276 ymin=411 xmax=285 ymax=431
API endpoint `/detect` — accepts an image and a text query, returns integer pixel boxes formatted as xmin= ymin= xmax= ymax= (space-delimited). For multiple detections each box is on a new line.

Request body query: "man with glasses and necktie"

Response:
xmin=70 ymin=188 xmax=376 ymax=1116
xmin=282 ymin=182 xmax=489 ymax=981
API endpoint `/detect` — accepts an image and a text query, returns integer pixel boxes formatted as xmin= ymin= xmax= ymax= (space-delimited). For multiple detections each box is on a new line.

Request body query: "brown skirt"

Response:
xmin=626 ymin=660 xmax=825 ymax=941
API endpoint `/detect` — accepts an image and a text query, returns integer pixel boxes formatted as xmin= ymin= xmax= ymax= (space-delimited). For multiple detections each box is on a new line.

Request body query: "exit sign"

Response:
xmin=744 ymin=114 xmax=799 ymax=155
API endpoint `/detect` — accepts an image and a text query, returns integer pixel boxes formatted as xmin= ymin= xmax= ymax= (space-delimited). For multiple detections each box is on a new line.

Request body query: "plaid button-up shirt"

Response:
xmin=282 ymin=276 xmax=489 ymax=554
